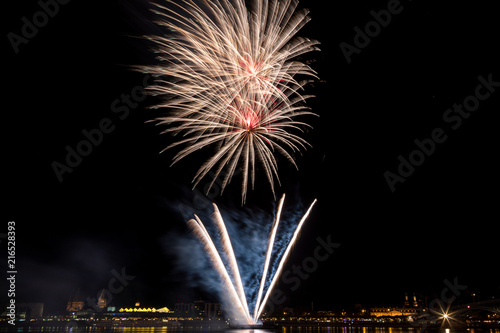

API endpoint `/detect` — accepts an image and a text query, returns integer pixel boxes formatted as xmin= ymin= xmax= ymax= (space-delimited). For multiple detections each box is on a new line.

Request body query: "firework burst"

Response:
xmin=141 ymin=0 xmax=319 ymax=203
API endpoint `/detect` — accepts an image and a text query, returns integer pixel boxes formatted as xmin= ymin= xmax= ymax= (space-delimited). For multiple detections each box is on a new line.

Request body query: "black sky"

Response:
xmin=3 ymin=0 xmax=499 ymax=315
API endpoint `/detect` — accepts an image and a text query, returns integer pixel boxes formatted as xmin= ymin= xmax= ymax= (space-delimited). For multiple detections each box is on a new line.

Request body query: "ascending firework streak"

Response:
xmin=188 ymin=215 xmax=251 ymax=323
xmin=254 ymin=196 xmax=316 ymax=321
xmin=253 ymin=194 xmax=285 ymax=321
xmin=141 ymin=0 xmax=319 ymax=203
xmin=187 ymin=194 xmax=316 ymax=324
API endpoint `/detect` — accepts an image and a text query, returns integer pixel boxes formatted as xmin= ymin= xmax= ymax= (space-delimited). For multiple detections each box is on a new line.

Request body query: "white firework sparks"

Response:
xmin=141 ymin=0 xmax=319 ymax=203
xmin=187 ymin=194 xmax=317 ymax=324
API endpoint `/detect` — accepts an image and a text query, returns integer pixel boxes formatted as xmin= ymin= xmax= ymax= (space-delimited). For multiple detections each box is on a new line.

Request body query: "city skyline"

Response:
xmin=8 ymin=290 xmax=499 ymax=323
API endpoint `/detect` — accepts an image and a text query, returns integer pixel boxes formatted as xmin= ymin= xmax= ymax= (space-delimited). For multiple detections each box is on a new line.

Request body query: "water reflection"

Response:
xmin=226 ymin=330 xmax=274 ymax=333
xmin=2 ymin=326 xmax=499 ymax=333
xmin=276 ymin=327 xmax=492 ymax=333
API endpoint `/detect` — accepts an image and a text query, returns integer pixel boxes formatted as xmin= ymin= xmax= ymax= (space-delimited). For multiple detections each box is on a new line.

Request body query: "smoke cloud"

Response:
xmin=160 ymin=187 xmax=310 ymax=319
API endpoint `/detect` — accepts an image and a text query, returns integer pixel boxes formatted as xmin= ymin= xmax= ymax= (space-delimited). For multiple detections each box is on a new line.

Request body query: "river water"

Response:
xmin=1 ymin=326 xmax=499 ymax=333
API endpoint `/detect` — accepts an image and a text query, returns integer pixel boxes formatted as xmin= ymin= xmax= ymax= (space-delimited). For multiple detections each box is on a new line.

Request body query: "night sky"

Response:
xmin=4 ymin=0 xmax=499 ymax=315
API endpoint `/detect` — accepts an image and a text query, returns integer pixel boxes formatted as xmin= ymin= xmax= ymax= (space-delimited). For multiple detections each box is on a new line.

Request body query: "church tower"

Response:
xmin=66 ymin=289 xmax=84 ymax=312
xmin=97 ymin=289 xmax=108 ymax=309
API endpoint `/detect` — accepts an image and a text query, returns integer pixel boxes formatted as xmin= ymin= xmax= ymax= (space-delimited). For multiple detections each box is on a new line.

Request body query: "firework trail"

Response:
xmin=211 ymin=204 xmax=250 ymax=317
xmin=253 ymin=194 xmax=284 ymax=320
xmin=141 ymin=0 xmax=319 ymax=203
xmin=188 ymin=214 xmax=252 ymax=323
xmin=254 ymin=197 xmax=316 ymax=320
xmin=187 ymin=194 xmax=316 ymax=324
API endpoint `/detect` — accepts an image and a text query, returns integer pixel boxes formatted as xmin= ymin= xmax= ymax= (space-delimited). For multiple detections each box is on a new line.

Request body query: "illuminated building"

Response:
xmin=118 ymin=307 xmax=171 ymax=313
xmin=97 ymin=289 xmax=108 ymax=309
xmin=404 ymin=292 xmax=419 ymax=308
xmin=66 ymin=299 xmax=84 ymax=312
xmin=175 ymin=302 xmax=194 ymax=316
xmin=174 ymin=301 xmax=221 ymax=318
xmin=66 ymin=290 xmax=84 ymax=312
xmin=370 ymin=307 xmax=418 ymax=317
xmin=204 ymin=302 xmax=221 ymax=319
xmin=370 ymin=293 xmax=419 ymax=317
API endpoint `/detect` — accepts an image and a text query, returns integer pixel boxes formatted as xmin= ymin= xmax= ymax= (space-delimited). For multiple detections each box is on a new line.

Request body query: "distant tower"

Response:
xmin=404 ymin=293 xmax=410 ymax=307
xmin=97 ymin=289 xmax=108 ymax=309
xmin=66 ymin=289 xmax=84 ymax=312
xmin=412 ymin=293 xmax=418 ymax=307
